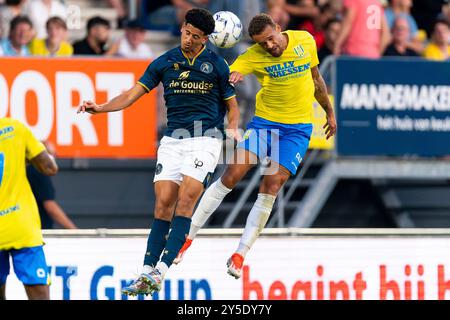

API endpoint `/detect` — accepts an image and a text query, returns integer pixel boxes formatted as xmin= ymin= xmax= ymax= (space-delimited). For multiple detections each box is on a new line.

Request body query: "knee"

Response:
xmin=154 ymin=198 xmax=175 ymax=219
xmin=176 ymin=194 xmax=197 ymax=216
xmin=0 ymin=286 xmax=5 ymax=300
xmin=221 ymin=166 xmax=247 ymax=189
xmin=220 ymin=174 xmax=237 ymax=189
xmin=260 ymin=176 xmax=288 ymax=196
xmin=26 ymin=285 xmax=49 ymax=300
xmin=36 ymin=287 xmax=50 ymax=300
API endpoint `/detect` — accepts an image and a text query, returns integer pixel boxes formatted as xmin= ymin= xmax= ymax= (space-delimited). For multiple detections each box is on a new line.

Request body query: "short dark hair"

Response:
xmin=433 ymin=17 xmax=449 ymax=31
xmin=87 ymin=16 xmax=110 ymax=32
xmin=324 ymin=18 xmax=341 ymax=31
xmin=125 ymin=19 xmax=146 ymax=30
xmin=10 ymin=15 xmax=32 ymax=32
xmin=46 ymin=16 xmax=67 ymax=30
xmin=6 ymin=0 xmax=22 ymax=5
xmin=184 ymin=8 xmax=215 ymax=35
xmin=248 ymin=13 xmax=276 ymax=37
xmin=319 ymin=2 xmax=331 ymax=13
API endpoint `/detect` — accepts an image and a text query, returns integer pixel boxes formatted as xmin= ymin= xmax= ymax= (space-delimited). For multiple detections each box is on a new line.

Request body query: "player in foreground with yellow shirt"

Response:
xmin=174 ymin=13 xmax=337 ymax=279
xmin=0 ymin=118 xmax=58 ymax=299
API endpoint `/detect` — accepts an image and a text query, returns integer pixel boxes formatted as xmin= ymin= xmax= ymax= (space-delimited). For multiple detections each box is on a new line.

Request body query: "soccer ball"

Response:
xmin=209 ymin=11 xmax=243 ymax=49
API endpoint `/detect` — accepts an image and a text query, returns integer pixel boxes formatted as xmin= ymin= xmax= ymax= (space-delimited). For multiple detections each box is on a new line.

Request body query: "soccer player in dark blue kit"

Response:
xmin=78 ymin=8 xmax=241 ymax=296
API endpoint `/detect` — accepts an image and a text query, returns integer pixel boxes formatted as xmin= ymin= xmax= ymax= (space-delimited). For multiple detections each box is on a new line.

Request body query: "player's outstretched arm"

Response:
xmin=77 ymin=83 xmax=147 ymax=114
xmin=311 ymin=66 xmax=337 ymax=140
xmin=30 ymin=151 xmax=58 ymax=176
xmin=224 ymin=97 xmax=242 ymax=142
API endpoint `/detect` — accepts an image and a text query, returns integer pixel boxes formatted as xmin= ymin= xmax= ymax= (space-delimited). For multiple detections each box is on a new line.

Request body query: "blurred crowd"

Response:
xmin=0 ymin=0 xmax=448 ymax=61
xmin=0 ymin=0 xmax=153 ymax=58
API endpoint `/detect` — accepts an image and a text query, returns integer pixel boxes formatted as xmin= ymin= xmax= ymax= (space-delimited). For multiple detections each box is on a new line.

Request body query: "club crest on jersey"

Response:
xmin=294 ymin=45 xmax=305 ymax=57
xmin=200 ymin=62 xmax=213 ymax=74
xmin=178 ymin=71 xmax=190 ymax=80
xmin=174 ymin=63 xmax=179 ymax=70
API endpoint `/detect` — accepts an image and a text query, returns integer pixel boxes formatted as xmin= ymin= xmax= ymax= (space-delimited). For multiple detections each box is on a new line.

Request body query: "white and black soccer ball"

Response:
xmin=209 ymin=11 xmax=243 ymax=49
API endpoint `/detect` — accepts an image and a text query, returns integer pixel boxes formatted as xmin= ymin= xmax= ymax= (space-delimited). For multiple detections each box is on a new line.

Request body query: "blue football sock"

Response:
xmin=143 ymin=219 xmax=170 ymax=268
xmin=160 ymin=215 xmax=191 ymax=268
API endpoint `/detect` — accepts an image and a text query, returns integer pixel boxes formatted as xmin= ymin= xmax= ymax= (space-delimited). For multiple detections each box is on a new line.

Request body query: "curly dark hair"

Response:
xmin=185 ymin=8 xmax=215 ymax=36
xmin=248 ymin=13 xmax=276 ymax=37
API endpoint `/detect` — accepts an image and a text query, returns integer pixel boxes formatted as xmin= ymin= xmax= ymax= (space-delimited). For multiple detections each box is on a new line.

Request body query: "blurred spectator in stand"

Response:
xmin=444 ymin=1 xmax=450 ymax=21
xmin=383 ymin=16 xmax=418 ymax=56
xmin=0 ymin=0 xmax=25 ymax=39
xmin=27 ymin=141 xmax=77 ymax=229
xmin=0 ymin=15 xmax=32 ymax=55
xmin=107 ymin=0 xmax=128 ymax=28
xmin=23 ymin=0 xmax=67 ymax=39
xmin=334 ymin=0 xmax=391 ymax=58
xmin=384 ymin=0 xmax=423 ymax=53
xmin=29 ymin=16 xmax=72 ymax=56
xmin=318 ymin=18 xmax=341 ymax=62
xmin=267 ymin=0 xmax=290 ymax=31
xmin=296 ymin=1 xmax=342 ymax=50
xmin=385 ymin=0 xmax=417 ymax=31
xmin=284 ymin=0 xmax=320 ymax=31
xmin=411 ymin=0 xmax=447 ymax=38
xmin=423 ymin=18 xmax=449 ymax=60
xmin=112 ymin=19 xmax=153 ymax=58
xmin=144 ymin=0 xmax=208 ymax=33
xmin=73 ymin=16 xmax=113 ymax=55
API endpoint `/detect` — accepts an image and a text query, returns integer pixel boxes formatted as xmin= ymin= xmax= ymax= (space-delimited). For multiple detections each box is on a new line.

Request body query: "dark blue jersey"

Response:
xmin=26 ymin=166 xmax=55 ymax=229
xmin=138 ymin=46 xmax=236 ymax=138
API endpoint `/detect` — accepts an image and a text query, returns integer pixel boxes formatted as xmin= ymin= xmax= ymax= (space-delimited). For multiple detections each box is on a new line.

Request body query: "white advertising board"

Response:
xmin=5 ymin=234 xmax=450 ymax=300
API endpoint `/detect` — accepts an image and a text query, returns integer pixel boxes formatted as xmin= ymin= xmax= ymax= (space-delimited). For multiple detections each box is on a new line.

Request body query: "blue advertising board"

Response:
xmin=334 ymin=57 xmax=450 ymax=157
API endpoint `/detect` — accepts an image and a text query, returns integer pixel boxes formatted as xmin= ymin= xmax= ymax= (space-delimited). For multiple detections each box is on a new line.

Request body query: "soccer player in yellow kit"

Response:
xmin=175 ymin=13 xmax=337 ymax=279
xmin=0 ymin=118 xmax=58 ymax=300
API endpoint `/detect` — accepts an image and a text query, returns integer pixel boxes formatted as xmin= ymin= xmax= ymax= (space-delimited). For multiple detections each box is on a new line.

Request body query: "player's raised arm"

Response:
xmin=224 ymin=96 xmax=242 ymax=142
xmin=77 ymin=83 xmax=147 ymax=114
xmin=311 ymin=66 xmax=336 ymax=140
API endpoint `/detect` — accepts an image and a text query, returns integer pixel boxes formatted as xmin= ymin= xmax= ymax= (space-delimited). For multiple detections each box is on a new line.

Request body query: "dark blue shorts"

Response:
xmin=237 ymin=116 xmax=312 ymax=175
xmin=0 ymin=246 xmax=49 ymax=286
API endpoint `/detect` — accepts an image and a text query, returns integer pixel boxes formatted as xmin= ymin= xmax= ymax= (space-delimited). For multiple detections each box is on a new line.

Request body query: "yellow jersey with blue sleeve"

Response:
xmin=0 ymin=118 xmax=46 ymax=250
xmin=230 ymin=30 xmax=319 ymax=124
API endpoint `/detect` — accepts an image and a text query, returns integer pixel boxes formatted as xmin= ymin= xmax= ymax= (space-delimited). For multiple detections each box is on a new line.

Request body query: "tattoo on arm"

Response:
xmin=313 ymin=68 xmax=333 ymax=114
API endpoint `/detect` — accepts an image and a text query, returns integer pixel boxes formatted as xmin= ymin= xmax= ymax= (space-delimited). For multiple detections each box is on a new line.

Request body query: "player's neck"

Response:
xmin=182 ymin=45 xmax=205 ymax=59
xmin=46 ymin=38 xmax=60 ymax=54
xmin=281 ymin=33 xmax=289 ymax=51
